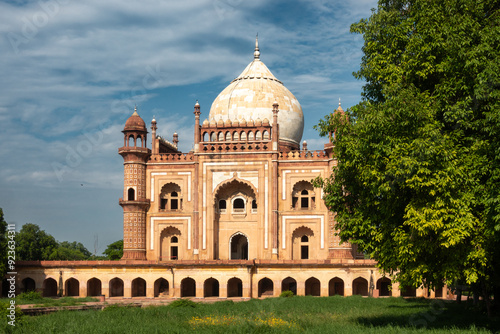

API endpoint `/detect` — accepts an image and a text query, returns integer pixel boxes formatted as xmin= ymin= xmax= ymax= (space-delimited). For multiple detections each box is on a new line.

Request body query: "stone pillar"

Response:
xmin=79 ymin=282 xmax=87 ymax=298
xmin=391 ymin=281 xmax=401 ymax=297
xmin=296 ymin=280 xmax=305 ymax=296
xmin=196 ymin=281 xmax=203 ymax=298
xmin=271 ymin=102 xmax=279 ymax=259
xmin=320 ymin=281 xmax=329 ymax=297
xmin=102 ymin=280 xmax=109 ymax=298
xmin=274 ymin=279 xmax=282 ymax=297
xmin=124 ymin=280 xmax=132 ymax=299
xmin=219 ymin=283 xmax=227 ymax=299
xmin=146 ymin=283 xmax=154 ymax=298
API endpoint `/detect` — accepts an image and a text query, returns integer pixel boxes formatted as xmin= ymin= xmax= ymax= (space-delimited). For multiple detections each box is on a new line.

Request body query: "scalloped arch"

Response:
xmin=213 ymin=177 xmax=257 ymax=200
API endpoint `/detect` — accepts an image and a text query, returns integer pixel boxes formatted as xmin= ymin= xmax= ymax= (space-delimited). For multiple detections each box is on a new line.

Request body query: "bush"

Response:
xmin=279 ymin=290 xmax=295 ymax=298
xmin=16 ymin=290 xmax=43 ymax=302
xmin=168 ymin=299 xmax=198 ymax=308
xmin=0 ymin=299 xmax=24 ymax=332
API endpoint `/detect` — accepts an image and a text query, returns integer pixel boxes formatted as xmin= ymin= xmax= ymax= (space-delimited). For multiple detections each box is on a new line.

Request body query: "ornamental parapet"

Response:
xmin=279 ymin=150 xmax=328 ymax=160
xmin=149 ymin=153 xmax=194 ymax=162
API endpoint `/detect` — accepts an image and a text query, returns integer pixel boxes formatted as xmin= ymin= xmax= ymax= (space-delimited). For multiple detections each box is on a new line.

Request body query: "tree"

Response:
xmin=0 ymin=209 xmax=8 ymax=278
xmin=16 ymin=224 xmax=58 ymax=261
xmin=315 ymin=0 xmax=500 ymax=310
xmin=48 ymin=241 xmax=92 ymax=261
xmin=103 ymin=240 xmax=123 ymax=260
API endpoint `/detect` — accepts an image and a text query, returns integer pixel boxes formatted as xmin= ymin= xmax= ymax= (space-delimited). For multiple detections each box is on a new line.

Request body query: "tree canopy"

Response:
xmin=316 ymin=0 xmax=500 ymax=300
xmin=103 ymin=240 xmax=123 ymax=260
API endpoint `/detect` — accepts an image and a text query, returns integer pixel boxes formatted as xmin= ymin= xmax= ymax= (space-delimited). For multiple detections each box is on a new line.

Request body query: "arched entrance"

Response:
xmin=281 ymin=277 xmax=297 ymax=295
xmin=329 ymin=277 xmax=344 ymax=296
xmin=204 ymin=278 xmax=219 ymax=297
xmin=132 ymin=278 xmax=146 ymax=297
xmin=258 ymin=277 xmax=273 ymax=297
xmin=401 ymin=286 xmax=417 ymax=297
xmin=154 ymin=278 xmax=169 ymax=297
xmin=227 ymin=277 xmax=243 ymax=297
xmin=22 ymin=277 xmax=36 ymax=293
xmin=65 ymin=278 xmax=80 ymax=296
xmin=160 ymin=226 xmax=181 ymax=261
xmin=109 ymin=278 xmax=124 ymax=297
xmin=292 ymin=226 xmax=314 ymax=260
xmin=353 ymin=277 xmax=368 ymax=296
xmin=87 ymin=278 xmax=102 ymax=297
xmin=43 ymin=278 xmax=58 ymax=297
xmin=230 ymin=233 xmax=248 ymax=260
xmin=305 ymin=277 xmax=321 ymax=296
xmin=377 ymin=277 xmax=392 ymax=296
xmin=181 ymin=277 xmax=196 ymax=297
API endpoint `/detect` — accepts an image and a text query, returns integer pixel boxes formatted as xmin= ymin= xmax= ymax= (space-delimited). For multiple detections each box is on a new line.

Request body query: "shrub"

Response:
xmin=16 ymin=290 xmax=43 ymax=302
xmin=279 ymin=290 xmax=294 ymax=298
xmin=168 ymin=299 xmax=198 ymax=308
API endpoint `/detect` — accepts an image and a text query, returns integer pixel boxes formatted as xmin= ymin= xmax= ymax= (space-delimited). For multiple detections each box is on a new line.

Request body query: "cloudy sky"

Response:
xmin=0 ymin=0 xmax=378 ymax=254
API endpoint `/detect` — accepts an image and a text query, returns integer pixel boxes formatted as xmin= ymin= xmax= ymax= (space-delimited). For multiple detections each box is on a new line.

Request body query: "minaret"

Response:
xmin=118 ymin=107 xmax=150 ymax=260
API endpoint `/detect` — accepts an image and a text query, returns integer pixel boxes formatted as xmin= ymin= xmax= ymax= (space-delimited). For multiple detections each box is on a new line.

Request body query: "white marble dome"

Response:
xmin=208 ymin=38 xmax=304 ymax=147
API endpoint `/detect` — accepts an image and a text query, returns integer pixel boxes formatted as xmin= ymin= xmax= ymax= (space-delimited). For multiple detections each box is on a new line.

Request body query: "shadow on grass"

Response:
xmin=356 ymin=298 xmax=500 ymax=332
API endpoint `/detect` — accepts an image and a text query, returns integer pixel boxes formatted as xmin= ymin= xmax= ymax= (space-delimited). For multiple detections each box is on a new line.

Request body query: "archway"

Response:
xmin=377 ymin=277 xmax=392 ymax=297
xmin=328 ymin=277 xmax=344 ymax=296
xmin=109 ymin=278 xmax=124 ymax=297
xmin=292 ymin=226 xmax=314 ymax=260
xmin=132 ymin=278 xmax=146 ymax=297
xmin=258 ymin=278 xmax=273 ymax=297
xmin=401 ymin=286 xmax=417 ymax=297
xmin=230 ymin=233 xmax=248 ymax=260
xmin=305 ymin=277 xmax=321 ymax=296
xmin=204 ymin=278 xmax=219 ymax=297
xmin=353 ymin=277 xmax=368 ymax=296
xmin=181 ymin=277 xmax=196 ymax=297
xmin=160 ymin=226 xmax=181 ymax=261
xmin=435 ymin=286 xmax=444 ymax=298
xmin=227 ymin=277 xmax=243 ymax=297
xmin=281 ymin=277 xmax=297 ymax=295
xmin=43 ymin=278 xmax=58 ymax=297
xmin=87 ymin=278 xmax=102 ymax=297
xmin=154 ymin=278 xmax=169 ymax=297
xmin=65 ymin=278 xmax=80 ymax=296
xmin=22 ymin=277 xmax=36 ymax=293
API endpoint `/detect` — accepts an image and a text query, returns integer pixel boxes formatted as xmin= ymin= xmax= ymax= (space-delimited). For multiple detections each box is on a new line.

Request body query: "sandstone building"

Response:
xmin=11 ymin=39 xmax=444 ymax=299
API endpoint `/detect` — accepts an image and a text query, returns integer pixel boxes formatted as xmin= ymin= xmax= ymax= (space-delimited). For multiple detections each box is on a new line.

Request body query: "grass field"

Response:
xmin=4 ymin=296 xmax=499 ymax=333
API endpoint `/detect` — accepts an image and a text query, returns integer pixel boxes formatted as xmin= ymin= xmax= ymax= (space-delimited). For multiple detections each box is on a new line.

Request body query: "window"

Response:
xmin=128 ymin=188 xmax=135 ymax=201
xmin=159 ymin=183 xmax=182 ymax=211
xmin=233 ymin=198 xmax=245 ymax=212
xmin=251 ymin=199 xmax=257 ymax=213
xmin=292 ymin=181 xmax=315 ymax=210
xmin=219 ymin=200 xmax=227 ymax=213
xmin=301 ymin=235 xmax=308 ymax=242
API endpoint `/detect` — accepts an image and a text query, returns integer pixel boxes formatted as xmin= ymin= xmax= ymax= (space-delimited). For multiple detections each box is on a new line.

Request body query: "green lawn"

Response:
xmin=5 ymin=296 xmax=499 ymax=333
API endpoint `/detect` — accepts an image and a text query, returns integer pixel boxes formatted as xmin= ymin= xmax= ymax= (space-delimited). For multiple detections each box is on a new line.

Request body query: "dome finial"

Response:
xmin=254 ymin=34 xmax=260 ymax=60
xmin=132 ymin=105 xmax=139 ymax=116
xmin=339 ymin=97 xmax=341 ymax=107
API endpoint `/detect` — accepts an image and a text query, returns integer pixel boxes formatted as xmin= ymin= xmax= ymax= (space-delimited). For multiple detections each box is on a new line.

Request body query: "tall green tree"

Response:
xmin=48 ymin=241 xmax=92 ymax=261
xmin=103 ymin=240 xmax=123 ymax=260
xmin=316 ymin=0 xmax=500 ymax=306
xmin=0 ymin=209 xmax=8 ymax=278
xmin=16 ymin=224 xmax=58 ymax=261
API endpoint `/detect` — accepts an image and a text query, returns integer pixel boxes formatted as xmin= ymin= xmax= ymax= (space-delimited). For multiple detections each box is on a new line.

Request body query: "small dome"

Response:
xmin=224 ymin=118 xmax=232 ymax=127
xmin=209 ymin=119 xmax=216 ymax=127
xmin=248 ymin=119 xmax=254 ymax=126
xmin=240 ymin=118 xmax=247 ymax=127
xmin=202 ymin=119 xmax=209 ymax=126
xmin=263 ymin=118 xmax=270 ymax=125
xmin=255 ymin=118 xmax=262 ymax=126
xmin=217 ymin=118 xmax=224 ymax=127
xmin=232 ymin=119 xmax=239 ymax=127
xmin=124 ymin=109 xmax=146 ymax=131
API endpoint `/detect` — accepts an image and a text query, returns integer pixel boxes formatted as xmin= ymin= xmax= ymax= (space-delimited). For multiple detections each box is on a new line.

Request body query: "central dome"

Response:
xmin=208 ymin=38 xmax=304 ymax=147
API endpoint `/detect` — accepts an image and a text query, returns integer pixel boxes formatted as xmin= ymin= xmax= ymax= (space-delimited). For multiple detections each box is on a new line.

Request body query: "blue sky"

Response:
xmin=0 ymin=0 xmax=378 ymax=254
